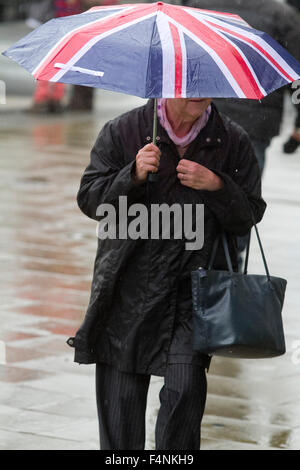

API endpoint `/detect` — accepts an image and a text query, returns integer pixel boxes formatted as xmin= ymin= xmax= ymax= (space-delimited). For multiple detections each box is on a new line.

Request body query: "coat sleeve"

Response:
xmin=201 ymin=128 xmax=267 ymax=236
xmin=77 ymin=120 xmax=147 ymax=221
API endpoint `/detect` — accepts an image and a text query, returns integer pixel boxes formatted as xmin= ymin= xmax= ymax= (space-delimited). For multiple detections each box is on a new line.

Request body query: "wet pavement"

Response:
xmin=1 ymin=83 xmax=300 ymax=449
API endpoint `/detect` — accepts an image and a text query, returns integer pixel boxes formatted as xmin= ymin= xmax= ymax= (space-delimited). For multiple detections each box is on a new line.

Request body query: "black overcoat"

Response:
xmin=67 ymin=100 xmax=266 ymax=376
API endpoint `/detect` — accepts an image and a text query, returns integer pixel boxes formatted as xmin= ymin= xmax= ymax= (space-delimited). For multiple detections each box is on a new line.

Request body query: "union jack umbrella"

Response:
xmin=3 ymin=1 xmax=300 ymax=100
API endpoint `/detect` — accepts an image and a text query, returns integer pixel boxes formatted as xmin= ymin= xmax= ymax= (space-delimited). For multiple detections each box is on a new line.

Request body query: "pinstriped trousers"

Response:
xmin=95 ymin=362 xmax=207 ymax=450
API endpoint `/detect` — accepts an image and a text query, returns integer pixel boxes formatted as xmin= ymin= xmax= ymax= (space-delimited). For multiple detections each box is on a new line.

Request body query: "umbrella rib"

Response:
xmin=54 ymin=63 xmax=105 ymax=77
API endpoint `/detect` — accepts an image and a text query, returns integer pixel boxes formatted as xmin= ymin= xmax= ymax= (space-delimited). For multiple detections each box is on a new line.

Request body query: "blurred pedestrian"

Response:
xmin=27 ymin=0 xmax=120 ymax=113
xmin=187 ymin=0 xmax=300 ymax=269
xmin=66 ymin=0 xmax=120 ymax=112
xmin=0 ymin=4 xmax=4 ymax=22
xmin=28 ymin=0 xmax=82 ymax=114
xmin=283 ymin=105 xmax=300 ymax=153
xmin=187 ymin=0 xmax=300 ymax=174
xmin=283 ymin=0 xmax=300 ymax=154
xmin=54 ymin=0 xmax=81 ymax=17
xmin=66 ymin=0 xmax=100 ymax=112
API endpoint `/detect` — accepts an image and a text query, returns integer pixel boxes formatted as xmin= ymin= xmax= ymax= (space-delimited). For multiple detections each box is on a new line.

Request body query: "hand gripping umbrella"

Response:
xmin=3 ymin=1 xmax=300 ymax=181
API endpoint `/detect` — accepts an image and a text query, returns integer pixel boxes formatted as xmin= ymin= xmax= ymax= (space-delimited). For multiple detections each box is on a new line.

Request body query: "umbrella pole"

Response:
xmin=152 ymin=97 xmax=158 ymax=145
xmin=148 ymin=98 xmax=159 ymax=182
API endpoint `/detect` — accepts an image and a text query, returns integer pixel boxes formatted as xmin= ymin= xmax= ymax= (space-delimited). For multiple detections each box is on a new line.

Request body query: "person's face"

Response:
xmin=166 ymin=98 xmax=212 ymax=122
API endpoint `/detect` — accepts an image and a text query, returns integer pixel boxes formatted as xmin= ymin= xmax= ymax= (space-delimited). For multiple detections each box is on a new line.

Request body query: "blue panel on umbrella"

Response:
xmin=183 ymin=33 xmax=239 ymax=98
xmin=59 ymin=16 xmax=158 ymax=97
xmin=145 ymin=22 xmax=163 ymax=98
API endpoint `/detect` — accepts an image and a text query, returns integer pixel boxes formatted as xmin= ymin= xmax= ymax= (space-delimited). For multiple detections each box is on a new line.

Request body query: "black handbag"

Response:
xmin=191 ymin=224 xmax=287 ymax=358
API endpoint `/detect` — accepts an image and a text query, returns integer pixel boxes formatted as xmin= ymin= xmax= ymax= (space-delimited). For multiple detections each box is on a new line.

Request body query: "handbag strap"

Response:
xmin=208 ymin=232 xmax=233 ymax=274
xmin=208 ymin=234 xmax=220 ymax=270
xmin=244 ymin=214 xmax=271 ymax=281
xmin=208 ymin=213 xmax=271 ymax=281
xmin=243 ymin=230 xmax=251 ymax=275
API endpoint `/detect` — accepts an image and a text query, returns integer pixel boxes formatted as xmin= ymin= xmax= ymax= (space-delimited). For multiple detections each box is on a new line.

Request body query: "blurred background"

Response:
xmin=1 ymin=0 xmax=300 ymax=451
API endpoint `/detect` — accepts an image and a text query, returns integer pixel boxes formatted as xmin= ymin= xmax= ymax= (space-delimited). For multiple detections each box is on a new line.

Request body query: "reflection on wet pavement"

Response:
xmin=0 ymin=91 xmax=300 ymax=450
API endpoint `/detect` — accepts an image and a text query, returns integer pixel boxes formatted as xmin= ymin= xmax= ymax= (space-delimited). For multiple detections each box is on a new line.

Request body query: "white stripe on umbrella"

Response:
xmin=50 ymin=12 xmax=157 ymax=83
xmin=167 ymin=16 xmax=246 ymax=98
xmin=196 ymin=12 xmax=299 ymax=82
xmin=178 ymin=27 xmax=187 ymax=98
xmin=156 ymin=11 xmax=176 ymax=98
xmin=184 ymin=7 xmax=250 ymax=27
xmin=201 ymin=18 xmax=267 ymax=97
xmin=33 ymin=5 xmax=135 ymax=76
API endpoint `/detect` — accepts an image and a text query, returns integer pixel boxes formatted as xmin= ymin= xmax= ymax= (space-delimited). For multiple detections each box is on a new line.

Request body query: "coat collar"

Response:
xmin=143 ymin=99 xmax=228 ymax=150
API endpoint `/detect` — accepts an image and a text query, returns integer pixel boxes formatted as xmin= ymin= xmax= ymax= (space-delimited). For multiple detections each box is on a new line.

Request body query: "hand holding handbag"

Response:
xmin=191 ymin=224 xmax=287 ymax=358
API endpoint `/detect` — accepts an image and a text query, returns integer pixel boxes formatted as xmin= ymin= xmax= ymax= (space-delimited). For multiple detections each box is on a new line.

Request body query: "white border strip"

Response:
xmin=156 ymin=11 xmax=175 ymax=98
xmin=55 ymin=63 xmax=104 ymax=76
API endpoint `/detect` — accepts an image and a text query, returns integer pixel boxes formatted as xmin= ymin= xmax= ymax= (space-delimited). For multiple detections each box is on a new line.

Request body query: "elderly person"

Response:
xmin=67 ymin=97 xmax=266 ymax=450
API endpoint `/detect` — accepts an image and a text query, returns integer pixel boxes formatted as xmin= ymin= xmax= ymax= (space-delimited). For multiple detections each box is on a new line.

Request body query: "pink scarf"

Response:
xmin=157 ymin=98 xmax=211 ymax=148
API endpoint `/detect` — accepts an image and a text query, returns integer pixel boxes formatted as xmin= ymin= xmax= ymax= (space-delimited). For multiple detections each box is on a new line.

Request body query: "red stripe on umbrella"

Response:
xmin=169 ymin=22 xmax=183 ymax=98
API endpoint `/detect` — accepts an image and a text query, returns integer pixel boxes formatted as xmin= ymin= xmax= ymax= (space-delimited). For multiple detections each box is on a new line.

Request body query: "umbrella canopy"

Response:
xmin=3 ymin=1 xmax=300 ymax=99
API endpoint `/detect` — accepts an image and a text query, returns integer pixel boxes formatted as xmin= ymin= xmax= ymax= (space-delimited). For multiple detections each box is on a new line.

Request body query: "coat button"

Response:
xmin=146 ymin=136 xmax=151 ymax=141
xmin=217 ymin=138 xmax=221 ymax=143
xmin=156 ymin=136 xmax=160 ymax=141
xmin=206 ymin=137 xmax=211 ymax=143
xmin=68 ymin=338 xmax=74 ymax=346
